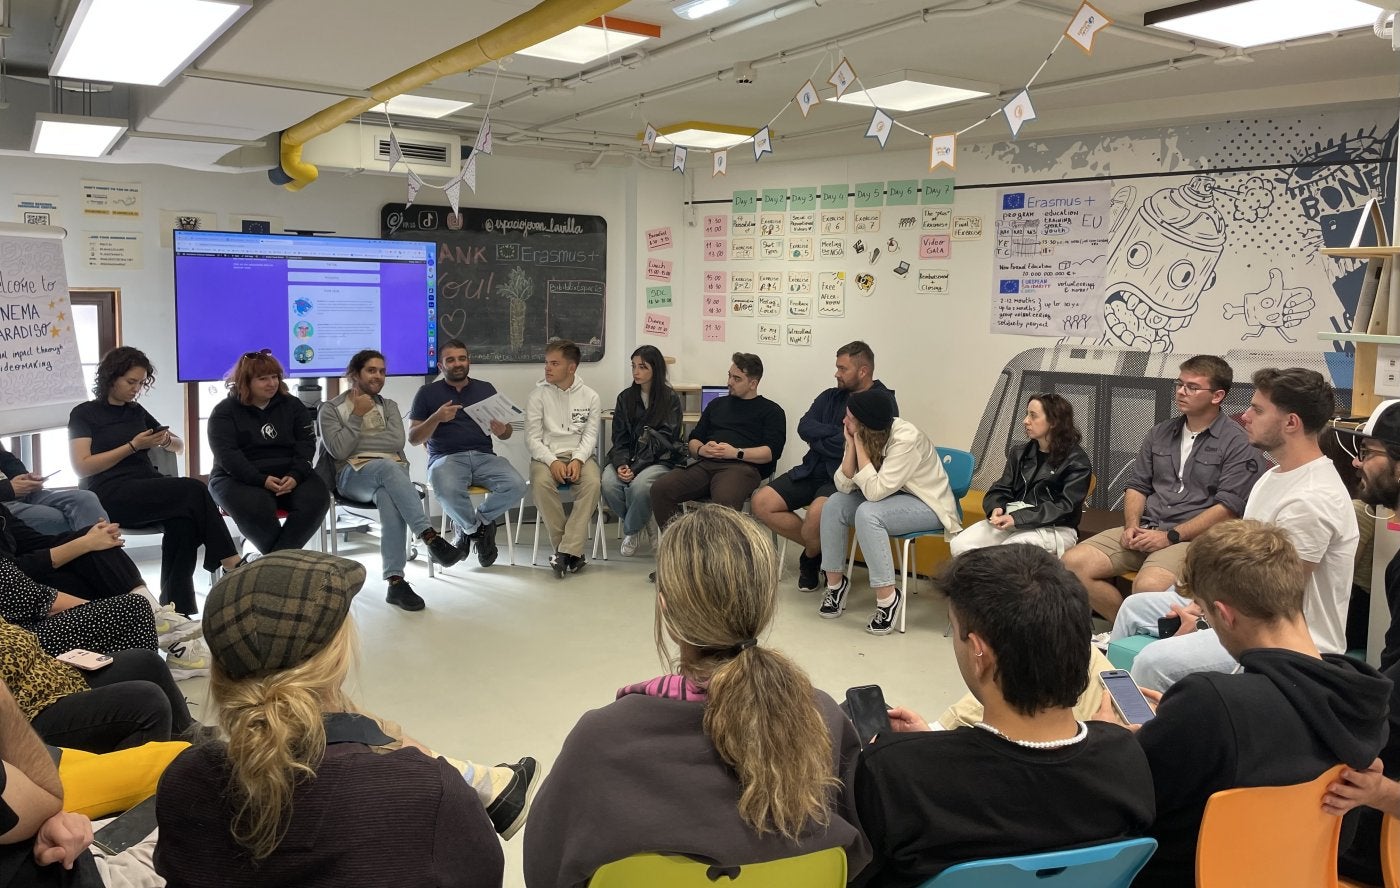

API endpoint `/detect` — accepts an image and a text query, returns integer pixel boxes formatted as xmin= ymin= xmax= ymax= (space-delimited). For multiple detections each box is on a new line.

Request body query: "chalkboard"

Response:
xmin=381 ymin=203 xmax=606 ymax=363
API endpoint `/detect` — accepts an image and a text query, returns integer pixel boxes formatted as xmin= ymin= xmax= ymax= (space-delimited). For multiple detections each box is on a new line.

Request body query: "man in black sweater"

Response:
xmin=1103 ymin=519 xmax=1390 ymax=888
xmin=649 ymin=352 xmax=786 ymax=529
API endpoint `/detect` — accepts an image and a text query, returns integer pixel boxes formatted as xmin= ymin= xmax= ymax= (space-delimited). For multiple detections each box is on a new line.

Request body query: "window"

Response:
xmin=31 ymin=289 xmax=119 ymax=483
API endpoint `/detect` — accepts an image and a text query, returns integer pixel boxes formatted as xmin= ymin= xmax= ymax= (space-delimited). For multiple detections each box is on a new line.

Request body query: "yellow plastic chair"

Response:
xmin=1340 ymin=812 xmax=1400 ymax=888
xmin=1196 ymin=765 xmax=1346 ymax=888
xmin=588 ymin=846 xmax=846 ymax=888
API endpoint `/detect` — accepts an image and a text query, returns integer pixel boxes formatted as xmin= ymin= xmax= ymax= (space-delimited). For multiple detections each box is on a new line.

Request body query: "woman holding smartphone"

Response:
xmin=600 ymin=346 xmax=685 ymax=556
xmin=950 ymin=393 xmax=1092 ymax=558
xmin=208 ymin=350 xmax=329 ymax=555
xmin=68 ymin=347 xmax=241 ymax=622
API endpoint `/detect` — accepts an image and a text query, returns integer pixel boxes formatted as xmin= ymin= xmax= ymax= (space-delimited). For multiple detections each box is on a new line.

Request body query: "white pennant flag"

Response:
xmin=929 ymin=133 xmax=957 ymax=171
xmin=1004 ymin=89 xmax=1037 ymax=138
xmin=446 ymin=178 xmax=463 ymax=215
xmin=473 ymin=116 xmax=493 ymax=156
xmin=795 ymin=80 xmax=820 ymax=118
xmin=386 ymin=131 xmax=403 ymax=170
xmin=753 ymin=126 xmax=772 ymax=161
xmin=713 ymin=149 xmax=728 ymax=177
xmin=827 ymin=58 xmax=858 ymax=100
xmin=865 ymin=109 xmax=894 ymax=149
xmin=643 ymin=123 xmax=658 ymax=152
xmin=672 ymin=145 xmax=688 ymax=173
xmin=1066 ymin=1 xmax=1113 ymax=53
xmin=462 ymin=153 xmax=478 ymax=193
xmin=405 ymin=169 xmax=424 ymax=207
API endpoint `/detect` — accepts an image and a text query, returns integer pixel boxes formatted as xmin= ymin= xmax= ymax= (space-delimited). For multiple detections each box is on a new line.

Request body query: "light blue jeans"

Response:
xmin=820 ymin=490 xmax=942 ymax=589
xmin=10 ymin=488 xmax=108 ymax=535
xmin=1109 ymin=588 xmax=1238 ymax=692
xmin=336 ymin=460 xmax=430 ymax=579
xmin=427 ymin=451 xmax=526 ymax=535
xmin=600 ymin=464 xmax=669 ymax=535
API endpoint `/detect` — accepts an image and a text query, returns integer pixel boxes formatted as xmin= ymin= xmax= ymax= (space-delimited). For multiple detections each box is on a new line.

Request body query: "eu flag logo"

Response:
xmin=1002 ymin=193 xmax=1026 ymax=210
xmin=1000 ymin=280 xmax=1020 ymax=294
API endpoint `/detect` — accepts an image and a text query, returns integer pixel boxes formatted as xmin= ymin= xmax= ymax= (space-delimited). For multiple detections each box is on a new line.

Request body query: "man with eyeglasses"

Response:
xmin=1063 ymin=355 xmax=1262 ymax=623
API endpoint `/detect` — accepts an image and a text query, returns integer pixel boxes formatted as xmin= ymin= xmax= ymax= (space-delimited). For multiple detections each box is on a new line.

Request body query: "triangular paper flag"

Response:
xmin=1066 ymin=1 xmax=1112 ymax=54
xmin=673 ymin=145 xmax=687 ymax=173
xmin=643 ymin=123 xmax=658 ymax=152
xmin=473 ymin=116 xmax=493 ymax=155
xmin=446 ymin=179 xmax=463 ymax=215
xmin=463 ymin=153 xmax=478 ymax=193
xmin=929 ymin=133 xmax=957 ymax=171
xmin=865 ymin=109 xmax=893 ymax=149
xmin=1004 ymin=89 xmax=1037 ymax=138
xmin=795 ymin=80 xmax=820 ymax=118
xmin=753 ymin=127 xmax=773 ymax=161
xmin=713 ymin=149 xmax=728 ymax=177
xmin=405 ymin=169 xmax=424 ymax=207
xmin=827 ymin=58 xmax=857 ymax=100
xmin=386 ymin=131 xmax=403 ymax=170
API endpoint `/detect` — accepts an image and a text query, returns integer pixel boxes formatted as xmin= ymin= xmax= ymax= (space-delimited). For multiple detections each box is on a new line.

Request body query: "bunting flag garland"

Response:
xmin=866 ymin=109 xmax=894 ymax=149
xmin=713 ymin=149 xmax=728 ymax=177
xmin=462 ymin=153 xmax=478 ymax=193
xmin=445 ymin=177 xmax=463 ymax=215
xmin=753 ymin=127 xmax=773 ymax=161
xmin=1066 ymin=1 xmax=1112 ymax=53
xmin=929 ymin=133 xmax=957 ymax=171
xmin=795 ymin=80 xmax=820 ymax=118
xmin=827 ymin=58 xmax=857 ymax=99
xmin=1004 ymin=89 xmax=1037 ymax=138
xmin=643 ymin=123 xmax=659 ymax=152
xmin=405 ymin=168 xmax=425 ymax=207
xmin=473 ymin=116 xmax=494 ymax=155
xmin=386 ymin=131 xmax=403 ymax=170
xmin=672 ymin=145 xmax=688 ymax=172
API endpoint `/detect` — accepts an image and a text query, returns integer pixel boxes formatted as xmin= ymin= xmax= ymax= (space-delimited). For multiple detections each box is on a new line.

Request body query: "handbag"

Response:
xmin=629 ymin=426 xmax=684 ymax=474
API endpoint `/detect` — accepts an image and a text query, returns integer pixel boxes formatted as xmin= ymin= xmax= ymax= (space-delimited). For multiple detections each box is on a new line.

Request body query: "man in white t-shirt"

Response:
xmin=1108 ymin=367 xmax=1357 ymax=691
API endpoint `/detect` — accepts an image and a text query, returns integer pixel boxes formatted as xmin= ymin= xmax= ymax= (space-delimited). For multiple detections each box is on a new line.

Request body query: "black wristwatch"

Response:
xmin=1166 ymin=528 xmax=1181 ymax=545
xmin=736 ymin=449 xmax=745 ymax=462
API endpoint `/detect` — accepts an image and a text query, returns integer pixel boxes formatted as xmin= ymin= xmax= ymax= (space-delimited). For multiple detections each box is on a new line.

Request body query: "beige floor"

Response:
xmin=158 ymin=521 xmax=972 ymax=888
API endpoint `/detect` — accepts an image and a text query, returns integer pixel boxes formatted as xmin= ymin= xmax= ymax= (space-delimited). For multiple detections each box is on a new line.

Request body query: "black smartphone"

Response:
xmin=92 ymin=795 xmax=158 ymax=855
xmin=151 ymin=425 xmax=170 ymax=433
xmin=1157 ymin=615 xmax=1182 ymax=638
xmin=1100 ymin=669 xmax=1156 ymax=726
xmin=845 ymin=684 xmax=892 ymax=747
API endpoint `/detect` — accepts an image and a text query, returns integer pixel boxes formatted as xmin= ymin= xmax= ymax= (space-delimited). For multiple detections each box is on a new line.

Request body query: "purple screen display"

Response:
xmin=173 ymin=231 xmax=437 ymax=381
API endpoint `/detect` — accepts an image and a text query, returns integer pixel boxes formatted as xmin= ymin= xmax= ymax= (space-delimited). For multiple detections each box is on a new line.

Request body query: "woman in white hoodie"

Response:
xmin=817 ymin=390 xmax=961 ymax=635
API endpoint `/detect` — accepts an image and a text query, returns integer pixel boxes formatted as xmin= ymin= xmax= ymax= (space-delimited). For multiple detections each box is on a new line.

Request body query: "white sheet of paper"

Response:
xmin=463 ymin=393 xmax=524 ymax=433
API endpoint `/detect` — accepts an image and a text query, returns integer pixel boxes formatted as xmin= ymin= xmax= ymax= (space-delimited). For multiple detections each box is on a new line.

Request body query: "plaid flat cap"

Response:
xmin=204 ymin=550 xmax=366 ymax=680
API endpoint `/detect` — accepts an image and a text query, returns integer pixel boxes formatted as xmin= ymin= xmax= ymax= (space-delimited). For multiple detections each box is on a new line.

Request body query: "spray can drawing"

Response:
xmin=497 ymin=266 xmax=533 ymax=353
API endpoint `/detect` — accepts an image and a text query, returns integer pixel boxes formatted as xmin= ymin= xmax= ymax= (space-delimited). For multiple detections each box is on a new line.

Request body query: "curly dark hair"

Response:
xmin=92 ymin=346 xmax=155 ymax=399
xmin=1029 ymin=393 xmax=1082 ymax=467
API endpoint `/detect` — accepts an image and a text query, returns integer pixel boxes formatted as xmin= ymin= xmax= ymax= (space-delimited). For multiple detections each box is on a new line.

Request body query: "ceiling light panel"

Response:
xmin=369 ymin=95 xmax=475 ymax=119
xmin=52 ymin=0 xmax=251 ymax=87
xmin=516 ymin=17 xmax=660 ymax=65
xmin=832 ymin=71 xmax=996 ymax=112
xmin=31 ymin=113 xmax=128 ymax=157
xmin=1144 ymin=0 xmax=1385 ymax=49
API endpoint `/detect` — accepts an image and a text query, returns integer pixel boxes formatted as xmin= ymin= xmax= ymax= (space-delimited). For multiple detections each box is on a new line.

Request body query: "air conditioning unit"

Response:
xmin=300 ymin=123 xmax=461 ymax=177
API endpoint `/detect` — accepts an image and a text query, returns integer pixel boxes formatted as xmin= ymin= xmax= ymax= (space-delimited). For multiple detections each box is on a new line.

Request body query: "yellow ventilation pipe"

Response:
xmin=274 ymin=0 xmax=631 ymax=190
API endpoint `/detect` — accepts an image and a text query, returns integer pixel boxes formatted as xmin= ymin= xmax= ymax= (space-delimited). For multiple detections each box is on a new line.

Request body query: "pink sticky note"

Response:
xmin=704 ymin=239 xmax=728 ymax=261
xmin=703 ymin=319 xmax=726 ymax=341
xmin=646 ymin=258 xmax=673 ymax=281
xmin=704 ymin=271 xmax=727 ymax=293
xmin=643 ymin=312 xmax=671 ymax=336
xmin=919 ymin=234 xmax=951 ymax=259
xmin=703 ymin=294 xmax=725 ymax=316
xmin=646 ymin=227 xmax=673 ymax=250
xmin=704 ymin=215 xmax=727 ymax=236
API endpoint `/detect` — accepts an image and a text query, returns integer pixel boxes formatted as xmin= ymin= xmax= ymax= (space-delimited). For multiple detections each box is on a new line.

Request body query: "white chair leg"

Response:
xmin=532 ymin=512 xmax=543 ymax=566
xmin=595 ymin=504 xmax=608 ymax=561
xmin=900 ymin=538 xmax=912 ymax=634
xmin=503 ymin=504 xmax=517 ymax=566
xmin=845 ymin=534 xmax=858 ymax=582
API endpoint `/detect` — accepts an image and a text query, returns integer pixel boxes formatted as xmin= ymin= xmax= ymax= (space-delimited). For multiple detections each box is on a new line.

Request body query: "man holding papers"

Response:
xmin=409 ymin=339 xmax=527 ymax=568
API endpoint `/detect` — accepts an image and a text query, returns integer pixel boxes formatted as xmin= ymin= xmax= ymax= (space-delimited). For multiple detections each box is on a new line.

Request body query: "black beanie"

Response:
xmin=848 ymin=389 xmax=895 ymax=431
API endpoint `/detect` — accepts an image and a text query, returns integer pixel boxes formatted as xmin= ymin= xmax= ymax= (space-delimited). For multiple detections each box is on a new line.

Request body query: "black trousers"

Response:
xmin=94 ymin=476 xmax=237 ymax=615
xmin=27 ymin=531 xmax=146 ymax=602
xmin=209 ymin=473 xmax=330 ymax=555
xmin=29 ymin=649 xmax=193 ymax=753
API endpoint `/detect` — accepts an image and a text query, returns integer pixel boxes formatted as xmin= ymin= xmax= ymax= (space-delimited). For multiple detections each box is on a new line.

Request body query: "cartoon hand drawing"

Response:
xmin=1221 ymin=268 xmax=1314 ymax=343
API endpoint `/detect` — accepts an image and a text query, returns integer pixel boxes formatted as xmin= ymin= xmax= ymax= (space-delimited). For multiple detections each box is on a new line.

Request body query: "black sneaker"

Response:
xmin=648 ymin=571 xmax=656 ymax=583
xmin=818 ymin=577 xmax=849 ymax=619
xmin=867 ymin=588 xmax=903 ymax=635
xmin=423 ymin=531 xmax=463 ymax=567
xmin=386 ymin=577 xmax=426 ymax=611
xmin=486 ymin=757 xmax=539 ymax=840
xmin=452 ymin=531 xmax=473 ymax=560
xmin=474 ymin=520 xmax=500 ymax=568
xmin=567 ymin=554 xmax=586 ymax=574
xmin=549 ymin=552 xmax=568 ymax=579
xmin=798 ymin=551 xmax=822 ymax=592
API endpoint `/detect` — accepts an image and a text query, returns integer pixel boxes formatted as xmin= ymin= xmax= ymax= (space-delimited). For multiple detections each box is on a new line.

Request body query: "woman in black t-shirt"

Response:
xmin=68 ymin=347 xmax=240 ymax=616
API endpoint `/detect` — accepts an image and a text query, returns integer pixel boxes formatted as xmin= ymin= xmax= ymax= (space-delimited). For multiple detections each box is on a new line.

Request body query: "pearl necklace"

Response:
xmin=973 ymin=720 xmax=1089 ymax=749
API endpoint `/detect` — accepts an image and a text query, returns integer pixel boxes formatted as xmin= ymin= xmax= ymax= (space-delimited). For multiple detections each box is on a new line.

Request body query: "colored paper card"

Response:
xmin=673 ymin=145 xmax=687 ymax=172
xmin=713 ymin=150 xmax=728 ymax=177
xmin=703 ymin=319 xmax=726 ymax=341
xmin=854 ymin=210 xmax=881 ymax=232
xmin=762 ymin=189 xmax=788 ymax=212
xmin=819 ymin=237 xmax=845 ymax=259
xmin=646 ymin=285 xmax=672 ymax=308
xmin=703 ymin=294 xmax=726 ymax=316
xmin=732 ymin=190 xmax=758 ymax=214
xmin=646 ymin=258 xmax=672 ymax=281
xmin=787 ymin=296 xmax=812 ymax=317
xmin=820 ymin=211 xmax=847 ymax=233
xmin=646 ymin=227 xmax=672 ymax=250
xmin=753 ymin=127 xmax=773 ymax=160
xmin=643 ymin=312 xmax=670 ymax=335
xmin=919 ymin=234 xmax=952 ymax=259
xmin=760 ymin=213 xmax=785 ymax=236
xmin=643 ymin=124 xmax=658 ymax=151
xmin=918 ymin=269 xmax=950 ymax=294
xmin=731 ymin=271 xmax=755 ymax=292
xmin=1004 ymin=89 xmax=1036 ymax=138
xmin=887 ymin=180 xmax=919 ymax=206
xmin=757 ymin=323 xmax=781 ymax=344
xmin=789 ymin=187 xmax=818 ymax=213
xmin=855 ymin=182 xmax=885 ymax=208
xmin=1066 ymin=1 xmax=1112 ymax=53
xmin=731 ymin=238 xmax=756 ymax=259
xmin=922 ymin=178 xmax=956 ymax=205
xmin=828 ymin=57 xmax=857 ymax=99
xmin=788 ymin=237 xmax=813 ymax=260
xmin=787 ymin=271 xmax=812 ymax=294
xmin=821 ymin=184 xmax=849 ymax=209
xmin=760 ymin=238 xmax=784 ymax=259
xmin=757 ymin=295 xmax=782 ymax=316
xmin=923 ymin=207 xmax=952 ymax=232
xmin=704 ymin=271 xmax=727 ymax=293
xmin=795 ymin=80 xmax=820 ymax=118
xmin=704 ymin=215 xmax=727 ymax=236
xmin=929 ymin=133 xmax=956 ymax=171
xmin=789 ymin=213 xmax=816 ymax=235
xmin=757 ymin=272 xmax=782 ymax=293
xmin=786 ymin=324 xmax=813 ymax=346
xmin=866 ymin=109 xmax=894 ymax=149
xmin=818 ymin=272 xmax=845 ymax=317
xmin=731 ymin=296 xmax=755 ymax=316
xmin=732 ymin=215 xmax=756 ymax=236
xmin=952 ymin=215 xmax=983 ymax=239
xmin=704 ymin=239 xmax=728 ymax=261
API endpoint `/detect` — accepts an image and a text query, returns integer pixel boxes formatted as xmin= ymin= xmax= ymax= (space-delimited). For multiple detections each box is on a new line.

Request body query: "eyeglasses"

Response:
xmin=242 ymin=349 xmax=272 ymax=360
xmin=1174 ymin=380 xmax=1216 ymax=394
xmin=1359 ymin=448 xmax=1391 ymax=462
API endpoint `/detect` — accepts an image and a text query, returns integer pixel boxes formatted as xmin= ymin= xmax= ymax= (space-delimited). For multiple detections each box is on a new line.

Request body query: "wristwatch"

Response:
xmin=1166 ymin=528 xmax=1181 ymax=544
xmin=736 ymin=449 xmax=745 ymax=462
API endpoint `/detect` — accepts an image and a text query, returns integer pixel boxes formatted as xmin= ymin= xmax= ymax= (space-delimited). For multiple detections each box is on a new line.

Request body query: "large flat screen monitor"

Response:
xmin=173 ymin=230 xmax=437 ymax=382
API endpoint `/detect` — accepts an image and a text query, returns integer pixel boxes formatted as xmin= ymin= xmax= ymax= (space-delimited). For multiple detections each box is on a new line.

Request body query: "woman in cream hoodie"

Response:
xmin=817 ymin=389 xmax=960 ymax=635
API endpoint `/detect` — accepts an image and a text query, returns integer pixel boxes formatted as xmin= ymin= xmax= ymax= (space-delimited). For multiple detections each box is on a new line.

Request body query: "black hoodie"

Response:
xmin=207 ymin=391 xmax=317 ymax=487
xmin=1136 ymin=648 xmax=1391 ymax=887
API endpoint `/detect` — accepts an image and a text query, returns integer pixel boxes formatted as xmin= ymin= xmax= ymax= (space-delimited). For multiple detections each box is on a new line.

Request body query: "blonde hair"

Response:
xmin=210 ymin=619 xmax=358 ymax=860
xmin=1181 ymin=519 xmax=1305 ymax=620
xmin=856 ymin=425 xmax=892 ymax=471
xmin=653 ymin=504 xmax=838 ymax=841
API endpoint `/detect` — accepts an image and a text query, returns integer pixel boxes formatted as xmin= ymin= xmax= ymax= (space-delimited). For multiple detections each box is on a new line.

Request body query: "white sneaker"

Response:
xmin=152 ymin=604 xmax=202 ymax=646
xmin=1091 ymin=631 xmax=1111 ymax=653
xmin=165 ymin=637 xmax=212 ymax=680
xmin=620 ymin=533 xmax=641 ymax=557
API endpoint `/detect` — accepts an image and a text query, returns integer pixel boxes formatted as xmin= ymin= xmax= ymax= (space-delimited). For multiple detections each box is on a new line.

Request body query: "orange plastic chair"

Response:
xmin=1196 ymin=765 xmax=1346 ymax=888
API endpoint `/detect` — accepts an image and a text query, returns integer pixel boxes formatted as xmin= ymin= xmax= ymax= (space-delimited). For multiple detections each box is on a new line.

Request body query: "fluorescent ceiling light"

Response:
xmin=52 ymin=0 xmax=250 ymax=87
xmin=653 ymin=122 xmax=755 ymax=149
xmin=1145 ymin=0 xmax=1385 ymax=48
xmin=674 ymin=0 xmax=737 ymax=20
xmin=832 ymin=70 xmax=996 ymax=113
xmin=369 ymin=94 xmax=475 ymax=119
xmin=516 ymin=16 xmax=660 ymax=65
xmin=31 ymin=113 xmax=127 ymax=157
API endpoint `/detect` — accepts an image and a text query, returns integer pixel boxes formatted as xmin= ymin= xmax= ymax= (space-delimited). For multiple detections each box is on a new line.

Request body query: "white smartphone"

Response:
xmin=57 ymin=649 xmax=114 ymax=670
xmin=1099 ymin=669 xmax=1156 ymax=725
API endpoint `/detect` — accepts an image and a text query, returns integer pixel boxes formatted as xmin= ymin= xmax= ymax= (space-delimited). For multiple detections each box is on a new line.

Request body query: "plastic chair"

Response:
xmin=427 ymin=483 xmax=520 ymax=567
xmin=588 ymin=846 xmax=846 ymax=888
xmin=1196 ymin=764 xmax=1346 ymax=888
xmin=920 ymin=837 xmax=1157 ymax=887
xmin=529 ymin=481 xmax=609 ymax=565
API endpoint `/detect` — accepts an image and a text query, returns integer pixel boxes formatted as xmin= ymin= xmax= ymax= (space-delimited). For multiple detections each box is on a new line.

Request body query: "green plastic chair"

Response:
xmin=588 ymin=846 xmax=847 ymax=888
xmin=919 ymin=837 xmax=1157 ymax=887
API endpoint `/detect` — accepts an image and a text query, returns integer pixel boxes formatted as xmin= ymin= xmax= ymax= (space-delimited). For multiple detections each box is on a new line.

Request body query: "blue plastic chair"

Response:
xmin=920 ymin=837 xmax=1157 ymax=887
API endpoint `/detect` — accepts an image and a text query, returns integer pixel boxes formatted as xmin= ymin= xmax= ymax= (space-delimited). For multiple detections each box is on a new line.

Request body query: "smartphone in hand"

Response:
xmin=57 ymin=649 xmax=114 ymax=670
xmin=845 ymin=684 xmax=892 ymax=747
xmin=151 ymin=425 xmax=170 ymax=433
xmin=1100 ymin=669 xmax=1156 ymax=725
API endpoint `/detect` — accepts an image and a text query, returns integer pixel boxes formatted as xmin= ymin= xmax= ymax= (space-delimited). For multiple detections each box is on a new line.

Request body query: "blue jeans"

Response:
xmin=428 ymin=451 xmax=526 ymax=534
xmin=336 ymin=460 xmax=430 ymax=579
xmin=10 ymin=488 xmax=108 ymax=535
xmin=1109 ymin=588 xmax=1239 ymax=691
xmin=600 ymin=464 xmax=669 ymax=535
xmin=820 ymin=490 xmax=942 ymax=589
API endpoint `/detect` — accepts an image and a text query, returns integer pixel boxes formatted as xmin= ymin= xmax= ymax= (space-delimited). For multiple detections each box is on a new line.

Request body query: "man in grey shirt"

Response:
xmin=1062 ymin=354 xmax=1262 ymax=621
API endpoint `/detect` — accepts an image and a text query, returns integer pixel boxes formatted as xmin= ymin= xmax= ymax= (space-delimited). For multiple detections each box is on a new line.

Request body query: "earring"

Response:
xmin=975 ymin=650 xmax=983 ymax=657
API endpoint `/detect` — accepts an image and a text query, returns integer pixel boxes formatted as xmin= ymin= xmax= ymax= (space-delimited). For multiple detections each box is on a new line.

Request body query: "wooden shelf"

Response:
xmin=1322 ymin=246 xmax=1400 ymax=259
xmin=1315 ymin=332 xmax=1400 ymax=345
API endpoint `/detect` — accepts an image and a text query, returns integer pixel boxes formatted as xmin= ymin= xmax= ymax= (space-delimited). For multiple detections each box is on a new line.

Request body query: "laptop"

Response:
xmin=700 ymin=385 xmax=727 ymax=411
